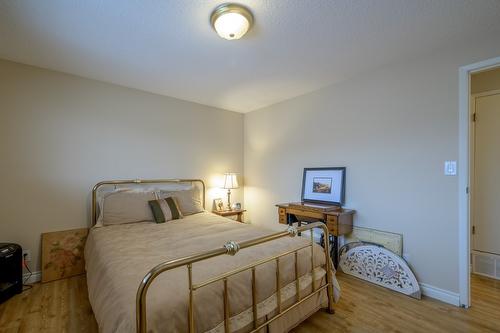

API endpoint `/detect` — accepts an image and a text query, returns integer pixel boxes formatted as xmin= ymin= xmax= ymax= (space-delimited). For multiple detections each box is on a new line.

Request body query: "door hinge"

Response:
xmin=472 ymin=113 xmax=476 ymax=122
xmin=472 ymin=226 xmax=476 ymax=235
xmin=466 ymin=186 xmax=469 ymax=194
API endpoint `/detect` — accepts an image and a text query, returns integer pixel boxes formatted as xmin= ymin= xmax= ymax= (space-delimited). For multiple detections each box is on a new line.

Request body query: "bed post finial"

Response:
xmin=223 ymin=241 xmax=240 ymax=256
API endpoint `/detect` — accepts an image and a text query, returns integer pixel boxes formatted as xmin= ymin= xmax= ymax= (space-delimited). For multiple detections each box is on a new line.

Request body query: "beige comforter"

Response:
xmin=85 ymin=212 xmax=339 ymax=333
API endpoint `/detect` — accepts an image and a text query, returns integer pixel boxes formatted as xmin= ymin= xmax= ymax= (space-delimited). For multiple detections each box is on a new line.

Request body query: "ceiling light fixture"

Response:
xmin=210 ymin=3 xmax=254 ymax=40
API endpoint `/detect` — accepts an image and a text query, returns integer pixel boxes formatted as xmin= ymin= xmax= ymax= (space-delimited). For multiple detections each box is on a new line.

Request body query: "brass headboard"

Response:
xmin=91 ymin=179 xmax=206 ymax=226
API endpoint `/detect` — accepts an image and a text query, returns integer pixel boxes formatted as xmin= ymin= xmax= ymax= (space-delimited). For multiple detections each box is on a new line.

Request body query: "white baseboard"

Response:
xmin=419 ymin=283 xmax=460 ymax=306
xmin=23 ymin=271 xmax=41 ymax=284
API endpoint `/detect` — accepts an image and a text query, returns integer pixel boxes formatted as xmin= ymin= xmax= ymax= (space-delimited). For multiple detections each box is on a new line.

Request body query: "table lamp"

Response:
xmin=223 ymin=173 xmax=239 ymax=211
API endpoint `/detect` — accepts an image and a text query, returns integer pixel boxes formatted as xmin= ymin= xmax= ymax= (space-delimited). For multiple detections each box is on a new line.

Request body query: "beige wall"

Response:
xmin=471 ymin=67 xmax=500 ymax=94
xmin=244 ymin=37 xmax=500 ymax=293
xmin=0 ymin=60 xmax=244 ymax=272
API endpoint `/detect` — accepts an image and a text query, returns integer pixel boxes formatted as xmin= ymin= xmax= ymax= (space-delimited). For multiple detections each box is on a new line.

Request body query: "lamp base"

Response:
xmin=226 ymin=189 xmax=232 ymax=211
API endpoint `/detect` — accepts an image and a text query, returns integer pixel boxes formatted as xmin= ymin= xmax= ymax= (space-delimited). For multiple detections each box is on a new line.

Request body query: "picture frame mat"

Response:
xmin=301 ymin=167 xmax=346 ymax=205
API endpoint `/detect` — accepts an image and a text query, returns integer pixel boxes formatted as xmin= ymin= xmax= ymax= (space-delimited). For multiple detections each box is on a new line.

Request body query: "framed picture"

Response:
xmin=301 ymin=167 xmax=346 ymax=205
xmin=214 ymin=198 xmax=224 ymax=212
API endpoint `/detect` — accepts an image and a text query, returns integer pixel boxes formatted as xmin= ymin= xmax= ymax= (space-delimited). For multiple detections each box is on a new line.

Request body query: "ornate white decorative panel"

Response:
xmin=339 ymin=242 xmax=421 ymax=299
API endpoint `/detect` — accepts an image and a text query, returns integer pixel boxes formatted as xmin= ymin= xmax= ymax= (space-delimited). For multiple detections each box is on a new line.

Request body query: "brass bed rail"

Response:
xmin=91 ymin=178 xmax=205 ymax=226
xmin=136 ymin=222 xmax=335 ymax=333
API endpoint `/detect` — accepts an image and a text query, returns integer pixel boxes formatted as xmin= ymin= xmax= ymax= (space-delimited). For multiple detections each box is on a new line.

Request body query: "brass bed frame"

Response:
xmin=91 ymin=179 xmax=335 ymax=333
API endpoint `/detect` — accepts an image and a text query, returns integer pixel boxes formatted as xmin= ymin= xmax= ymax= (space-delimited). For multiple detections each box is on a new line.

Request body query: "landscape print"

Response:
xmin=312 ymin=177 xmax=333 ymax=194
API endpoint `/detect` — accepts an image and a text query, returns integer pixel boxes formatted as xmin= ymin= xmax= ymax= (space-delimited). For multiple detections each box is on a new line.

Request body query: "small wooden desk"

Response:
xmin=276 ymin=202 xmax=355 ymax=268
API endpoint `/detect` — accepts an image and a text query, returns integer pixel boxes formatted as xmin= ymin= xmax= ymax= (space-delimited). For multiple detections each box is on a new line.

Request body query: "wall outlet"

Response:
xmin=22 ymin=249 xmax=32 ymax=262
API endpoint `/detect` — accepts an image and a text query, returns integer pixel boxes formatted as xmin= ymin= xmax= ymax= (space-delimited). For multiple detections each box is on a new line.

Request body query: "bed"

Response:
xmin=85 ymin=179 xmax=339 ymax=333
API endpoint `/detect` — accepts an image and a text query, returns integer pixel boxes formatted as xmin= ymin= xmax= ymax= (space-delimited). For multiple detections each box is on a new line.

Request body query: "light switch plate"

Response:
xmin=444 ymin=161 xmax=457 ymax=176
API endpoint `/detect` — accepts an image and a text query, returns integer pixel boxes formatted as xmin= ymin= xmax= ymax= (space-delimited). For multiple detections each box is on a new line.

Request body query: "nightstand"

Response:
xmin=212 ymin=209 xmax=246 ymax=222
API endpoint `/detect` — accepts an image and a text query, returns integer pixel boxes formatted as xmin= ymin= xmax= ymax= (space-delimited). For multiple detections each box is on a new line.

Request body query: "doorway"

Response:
xmin=470 ymin=69 xmax=500 ymax=282
xmin=458 ymin=56 xmax=500 ymax=308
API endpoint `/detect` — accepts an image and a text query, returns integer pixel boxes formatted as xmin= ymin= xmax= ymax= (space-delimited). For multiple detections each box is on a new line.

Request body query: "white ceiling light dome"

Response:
xmin=210 ymin=3 xmax=254 ymax=40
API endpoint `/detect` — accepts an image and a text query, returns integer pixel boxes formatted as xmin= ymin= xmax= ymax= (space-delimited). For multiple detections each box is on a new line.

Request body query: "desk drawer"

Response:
xmin=328 ymin=223 xmax=339 ymax=235
xmin=327 ymin=215 xmax=339 ymax=235
xmin=278 ymin=207 xmax=287 ymax=224
xmin=287 ymin=208 xmax=324 ymax=219
xmin=327 ymin=214 xmax=354 ymax=236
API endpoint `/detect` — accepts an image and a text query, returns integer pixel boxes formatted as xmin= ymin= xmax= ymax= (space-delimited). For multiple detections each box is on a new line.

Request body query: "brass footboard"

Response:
xmin=136 ymin=222 xmax=335 ymax=333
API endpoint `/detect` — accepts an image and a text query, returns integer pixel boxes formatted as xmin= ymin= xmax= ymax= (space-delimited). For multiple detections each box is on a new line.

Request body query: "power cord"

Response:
xmin=22 ymin=253 xmax=33 ymax=292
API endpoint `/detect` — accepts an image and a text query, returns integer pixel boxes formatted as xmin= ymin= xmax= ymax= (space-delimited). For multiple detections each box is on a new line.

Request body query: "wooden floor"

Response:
xmin=294 ymin=274 xmax=500 ymax=333
xmin=0 ymin=273 xmax=499 ymax=333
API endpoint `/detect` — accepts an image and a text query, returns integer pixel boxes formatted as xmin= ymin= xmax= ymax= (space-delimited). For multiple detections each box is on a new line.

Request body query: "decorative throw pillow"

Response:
xmin=159 ymin=188 xmax=203 ymax=216
xmin=148 ymin=197 xmax=183 ymax=223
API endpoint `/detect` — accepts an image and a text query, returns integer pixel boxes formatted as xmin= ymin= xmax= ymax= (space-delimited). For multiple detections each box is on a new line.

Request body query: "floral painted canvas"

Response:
xmin=41 ymin=228 xmax=88 ymax=283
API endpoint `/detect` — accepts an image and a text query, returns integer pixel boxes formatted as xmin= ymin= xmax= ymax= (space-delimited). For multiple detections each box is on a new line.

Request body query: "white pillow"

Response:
xmin=100 ymin=190 xmax=156 ymax=225
xmin=96 ymin=188 xmax=131 ymax=227
xmin=159 ymin=187 xmax=203 ymax=216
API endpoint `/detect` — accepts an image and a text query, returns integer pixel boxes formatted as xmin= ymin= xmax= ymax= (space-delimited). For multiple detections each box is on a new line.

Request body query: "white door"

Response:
xmin=473 ymin=92 xmax=500 ymax=255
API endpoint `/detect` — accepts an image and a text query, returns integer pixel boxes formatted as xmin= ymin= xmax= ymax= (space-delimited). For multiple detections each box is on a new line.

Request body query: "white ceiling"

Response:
xmin=1 ymin=1 xmax=500 ymax=113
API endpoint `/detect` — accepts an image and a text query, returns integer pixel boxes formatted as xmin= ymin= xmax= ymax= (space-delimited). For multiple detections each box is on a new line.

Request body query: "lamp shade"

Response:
xmin=223 ymin=173 xmax=239 ymax=189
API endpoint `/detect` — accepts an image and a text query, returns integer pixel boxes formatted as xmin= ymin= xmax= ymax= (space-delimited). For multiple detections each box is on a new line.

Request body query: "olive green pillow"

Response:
xmin=148 ymin=197 xmax=183 ymax=223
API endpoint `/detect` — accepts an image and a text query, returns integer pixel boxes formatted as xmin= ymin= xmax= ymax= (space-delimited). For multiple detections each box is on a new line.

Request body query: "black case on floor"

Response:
xmin=0 ymin=243 xmax=23 ymax=303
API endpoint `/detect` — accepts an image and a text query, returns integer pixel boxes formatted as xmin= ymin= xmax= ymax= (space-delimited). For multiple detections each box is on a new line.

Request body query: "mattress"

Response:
xmin=84 ymin=212 xmax=339 ymax=332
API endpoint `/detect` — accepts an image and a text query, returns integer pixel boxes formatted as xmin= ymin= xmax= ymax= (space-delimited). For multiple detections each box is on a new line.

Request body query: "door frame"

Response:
xmin=458 ymin=56 xmax=500 ymax=307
